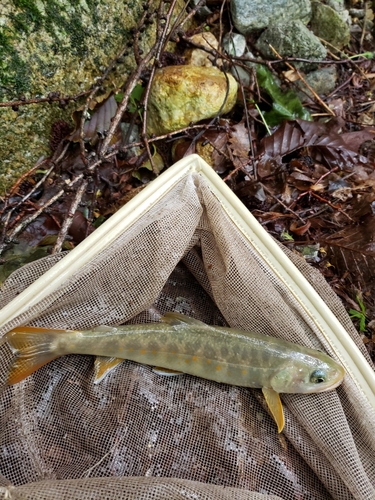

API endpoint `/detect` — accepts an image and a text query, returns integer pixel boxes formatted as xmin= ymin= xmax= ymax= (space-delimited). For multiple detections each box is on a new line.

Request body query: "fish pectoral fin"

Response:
xmin=94 ymin=356 xmax=123 ymax=384
xmin=262 ymin=387 xmax=285 ymax=433
xmin=152 ymin=366 xmax=184 ymax=376
xmin=161 ymin=312 xmax=209 ymax=327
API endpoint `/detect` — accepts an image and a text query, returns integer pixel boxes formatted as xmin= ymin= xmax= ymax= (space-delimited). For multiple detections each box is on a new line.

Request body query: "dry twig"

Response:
xmin=52 ymin=179 xmax=89 ymax=254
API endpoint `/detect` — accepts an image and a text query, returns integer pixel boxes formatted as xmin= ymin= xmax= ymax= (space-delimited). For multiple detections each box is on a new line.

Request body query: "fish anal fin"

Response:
xmin=161 ymin=312 xmax=208 ymax=327
xmin=262 ymin=387 xmax=285 ymax=433
xmin=152 ymin=366 xmax=183 ymax=376
xmin=94 ymin=356 xmax=123 ymax=384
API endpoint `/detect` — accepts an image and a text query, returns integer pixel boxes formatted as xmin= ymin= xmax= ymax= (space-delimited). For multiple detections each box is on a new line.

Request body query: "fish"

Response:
xmin=1 ymin=312 xmax=345 ymax=433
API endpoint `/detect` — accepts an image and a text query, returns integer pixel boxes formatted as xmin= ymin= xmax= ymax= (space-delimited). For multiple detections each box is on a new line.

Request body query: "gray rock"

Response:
xmin=256 ymin=21 xmax=327 ymax=71
xmin=230 ymin=0 xmax=311 ymax=34
xmin=223 ymin=33 xmax=247 ymax=57
xmin=191 ymin=0 xmax=212 ymax=18
xmin=310 ymin=1 xmax=351 ymax=49
xmin=222 ymin=33 xmax=254 ymax=86
xmin=349 ymin=9 xmax=366 ymax=18
xmin=295 ymin=66 xmax=338 ymax=102
xmin=231 ymin=64 xmax=252 ymax=87
xmin=326 ymin=0 xmax=345 ymax=13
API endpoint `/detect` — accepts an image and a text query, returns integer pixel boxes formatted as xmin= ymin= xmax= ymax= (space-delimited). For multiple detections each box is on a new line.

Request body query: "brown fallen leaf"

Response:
xmin=321 ymin=214 xmax=375 ymax=286
xmin=70 ymin=95 xmax=118 ymax=145
xmin=257 ymin=119 xmax=369 ymax=178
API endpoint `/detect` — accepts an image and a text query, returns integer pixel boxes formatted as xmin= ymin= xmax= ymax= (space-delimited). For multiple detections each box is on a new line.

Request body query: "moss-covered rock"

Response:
xmin=0 ymin=0 xmax=185 ymax=194
xmin=146 ymin=66 xmax=238 ymax=136
xmin=256 ymin=20 xmax=327 ymax=71
xmin=310 ymin=1 xmax=351 ymax=50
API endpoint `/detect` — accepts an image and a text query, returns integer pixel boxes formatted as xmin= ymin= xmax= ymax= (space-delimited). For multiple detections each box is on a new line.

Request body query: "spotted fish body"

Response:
xmin=3 ymin=312 xmax=345 ymax=432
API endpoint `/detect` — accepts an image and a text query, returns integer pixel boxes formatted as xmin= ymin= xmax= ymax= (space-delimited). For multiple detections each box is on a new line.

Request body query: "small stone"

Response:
xmin=310 ymin=1 xmax=351 ymax=49
xmin=230 ymin=0 xmax=311 ymax=34
xmin=295 ymin=66 xmax=338 ymax=102
xmin=349 ymin=8 xmax=365 ymax=18
xmin=147 ymin=66 xmax=238 ymax=136
xmin=231 ymin=65 xmax=253 ymax=87
xmin=184 ymin=32 xmax=219 ymax=67
xmin=256 ymin=21 xmax=327 ymax=71
xmin=222 ymin=33 xmax=257 ymax=86
xmin=222 ymin=33 xmax=247 ymax=57
xmin=326 ymin=0 xmax=345 ymax=12
xmin=190 ymin=0 xmax=212 ymax=18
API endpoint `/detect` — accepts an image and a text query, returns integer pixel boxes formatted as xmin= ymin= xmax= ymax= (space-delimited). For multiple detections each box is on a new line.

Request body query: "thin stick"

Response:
xmin=5 ymin=164 xmax=55 ymax=216
xmin=167 ymin=0 xmax=206 ymax=43
xmin=7 ymin=159 xmax=47 ymax=198
xmin=99 ymin=47 xmax=158 ymax=157
xmin=134 ymin=0 xmax=154 ymax=65
xmin=141 ymin=0 xmax=179 ymax=174
xmin=360 ymin=16 xmax=367 ymax=50
xmin=262 ymin=184 xmax=307 ymax=224
xmin=0 ymin=90 xmax=91 ymax=108
xmin=0 ymin=189 xmax=67 ymax=253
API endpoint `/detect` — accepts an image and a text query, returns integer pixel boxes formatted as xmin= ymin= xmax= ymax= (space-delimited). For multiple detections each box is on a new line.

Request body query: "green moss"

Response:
xmin=43 ymin=1 xmax=89 ymax=58
xmin=0 ymin=26 xmax=31 ymax=98
xmin=11 ymin=0 xmax=41 ymax=17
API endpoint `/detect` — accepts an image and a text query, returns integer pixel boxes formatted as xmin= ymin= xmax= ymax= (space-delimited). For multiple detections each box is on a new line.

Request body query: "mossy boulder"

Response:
xmin=310 ymin=1 xmax=351 ymax=50
xmin=0 ymin=0 xmax=185 ymax=194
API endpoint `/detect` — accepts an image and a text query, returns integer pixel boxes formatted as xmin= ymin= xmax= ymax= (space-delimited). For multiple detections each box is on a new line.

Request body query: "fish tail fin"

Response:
xmin=2 ymin=326 xmax=64 ymax=385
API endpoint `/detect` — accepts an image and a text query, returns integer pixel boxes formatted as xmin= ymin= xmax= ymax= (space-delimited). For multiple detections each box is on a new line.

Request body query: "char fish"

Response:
xmin=1 ymin=312 xmax=345 ymax=432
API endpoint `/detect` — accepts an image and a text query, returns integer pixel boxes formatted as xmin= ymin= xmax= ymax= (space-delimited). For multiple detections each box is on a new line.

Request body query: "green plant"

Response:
xmin=115 ymin=83 xmax=144 ymax=120
xmin=256 ymin=65 xmax=311 ymax=127
xmin=349 ymin=294 xmax=367 ymax=332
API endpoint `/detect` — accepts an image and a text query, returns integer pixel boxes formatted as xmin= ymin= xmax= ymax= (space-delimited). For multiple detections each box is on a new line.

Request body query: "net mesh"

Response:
xmin=0 ymin=173 xmax=374 ymax=499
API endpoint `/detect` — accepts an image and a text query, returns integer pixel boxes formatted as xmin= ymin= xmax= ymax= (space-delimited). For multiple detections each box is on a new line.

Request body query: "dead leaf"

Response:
xmin=70 ymin=95 xmax=118 ymax=145
xmin=257 ymin=119 xmax=369 ymax=178
xmin=290 ymin=220 xmax=311 ymax=235
xmin=228 ymin=122 xmax=252 ymax=172
xmin=321 ymin=214 xmax=375 ymax=285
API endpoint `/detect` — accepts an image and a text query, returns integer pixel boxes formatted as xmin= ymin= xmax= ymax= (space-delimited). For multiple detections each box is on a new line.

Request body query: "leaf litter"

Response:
xmin=1 ymin=0 xmax=375 ymax=359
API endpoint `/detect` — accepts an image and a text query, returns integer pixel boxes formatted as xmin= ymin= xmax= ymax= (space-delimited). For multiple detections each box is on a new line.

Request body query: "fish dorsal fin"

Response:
xmin=262 ymin=387 xmax=285 ymax=433
xmin=161 ymin=312 xmax=209 ymax=327
xmin=91 ymin=325 xmax=117 ymax=334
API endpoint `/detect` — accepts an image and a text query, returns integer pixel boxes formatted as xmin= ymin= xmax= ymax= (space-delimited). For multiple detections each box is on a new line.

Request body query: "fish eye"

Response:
xmin=310 ymin=369 xmax=326 ymax=384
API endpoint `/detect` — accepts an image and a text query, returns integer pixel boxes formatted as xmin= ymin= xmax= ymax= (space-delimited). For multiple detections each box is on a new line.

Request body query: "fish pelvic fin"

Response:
xmin=3 ymin=326 xmax=66 ymax=385
xmin=152 ymin=366 xmax=183 ymax=376
xmin=94 ymin=356 xmax=123 ymax=384
xmin=262 ymin=387 xmax=285 ymax=433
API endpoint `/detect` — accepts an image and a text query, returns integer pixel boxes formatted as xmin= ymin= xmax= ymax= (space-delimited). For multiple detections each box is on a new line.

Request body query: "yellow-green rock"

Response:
xmin=147 ymin=66 xmax=238 ymax=136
